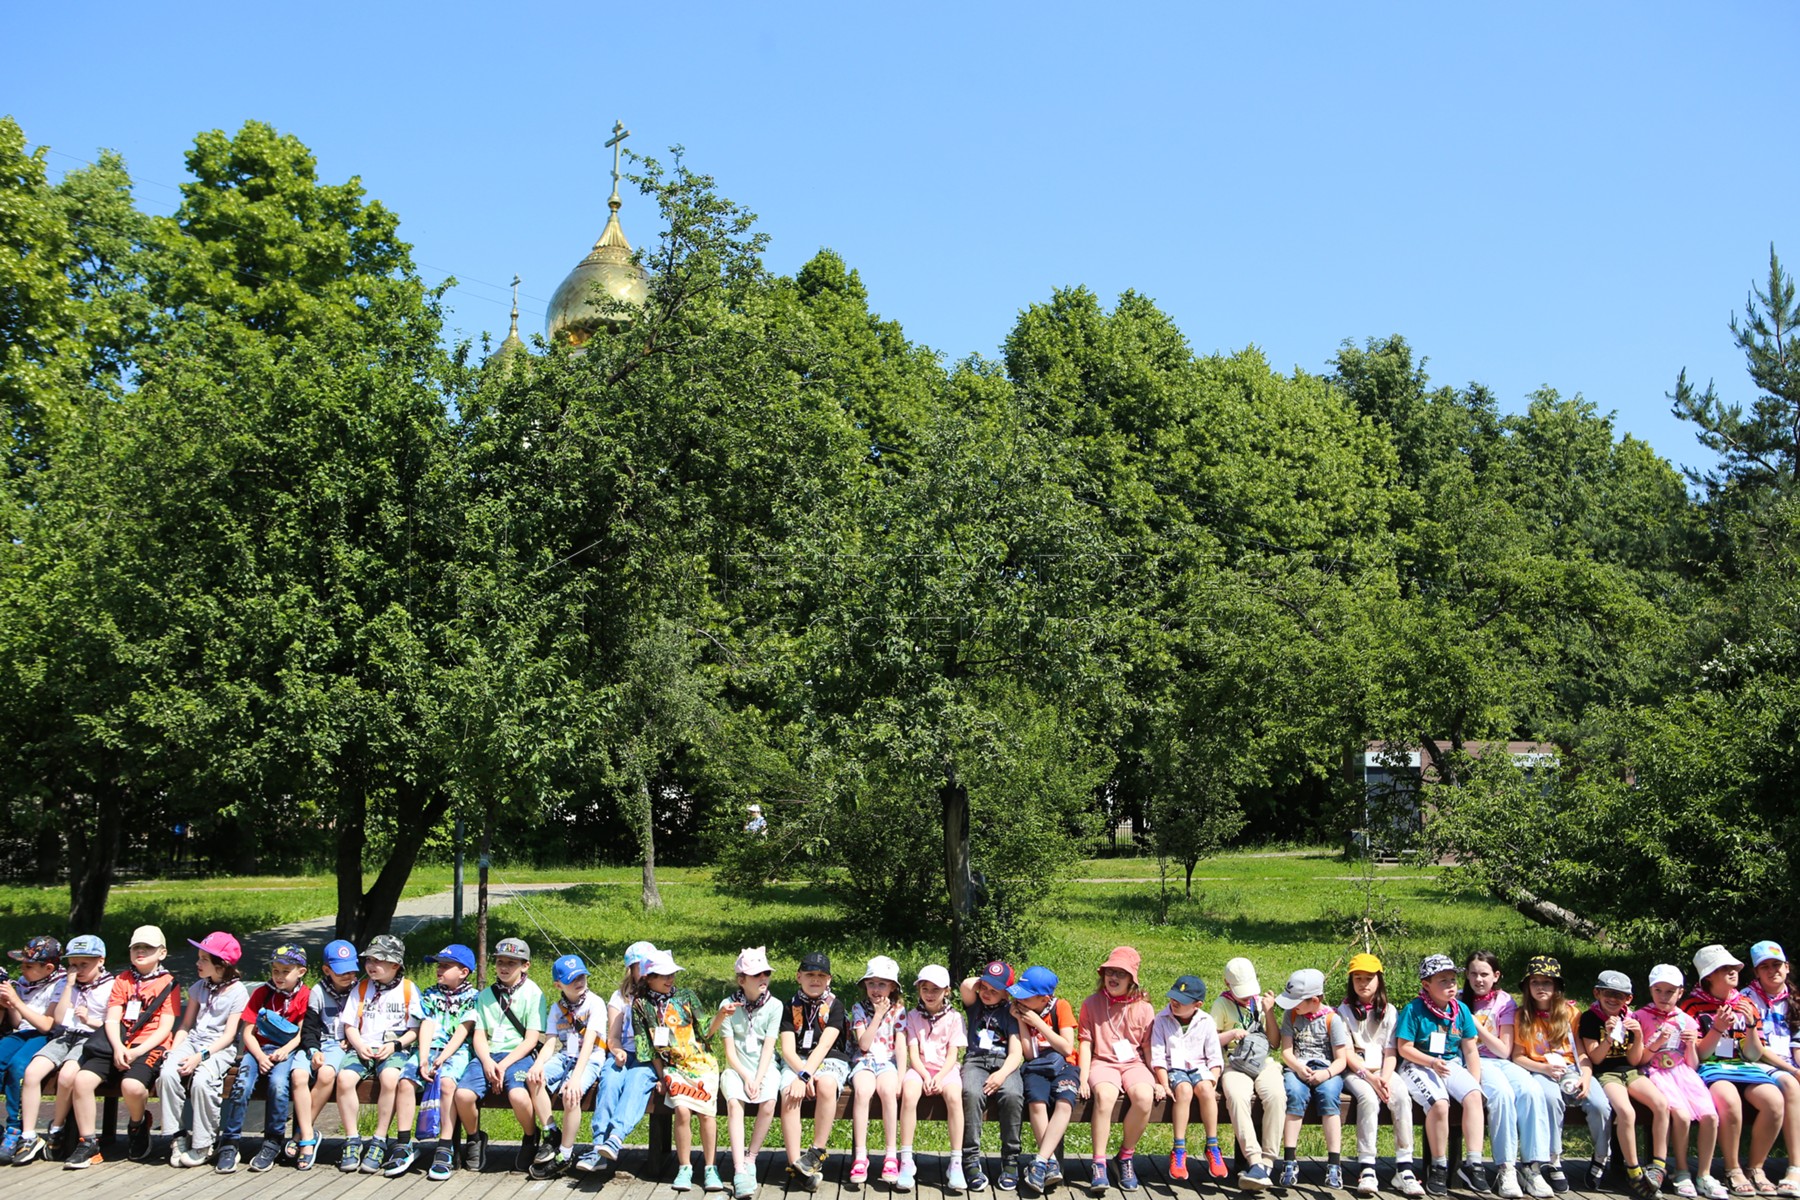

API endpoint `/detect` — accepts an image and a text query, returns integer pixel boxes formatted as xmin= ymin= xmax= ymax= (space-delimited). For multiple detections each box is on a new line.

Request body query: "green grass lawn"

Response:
xmin=2 ymin=849 xmax=1615 ymax=1159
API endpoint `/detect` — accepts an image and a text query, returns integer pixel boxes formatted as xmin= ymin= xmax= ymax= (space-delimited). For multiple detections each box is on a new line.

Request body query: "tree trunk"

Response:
xmin=477 ymin=808 xmax=491 ymax=989
xmin=67 ymin=787 xmax=124 ymax=936
xmin=336 ymin=776 xmax=450 ymax=944
xmin=640 ymin=780 xmax=663 ymax=910
xmin=334 ymin=776 xmax=368 ymax=941
xmin=942 ymin=775 xmax=975 ymax=979
xmin=1184 ymin=860 xmax=1196 ymax=898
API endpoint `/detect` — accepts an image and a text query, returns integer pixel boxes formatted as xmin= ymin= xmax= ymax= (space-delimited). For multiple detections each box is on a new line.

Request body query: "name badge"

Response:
xmin=977 ymin=1029 xmax=998 ymax=1051
xmin=1771 ymin=1033 xmax=1791 ymax=1059
xmin=1364 ymin=1047 xmax=1383 ymax=1073
xmin=1428 ymin=1030 xmax=1447 ymax=1055
xmin=801 ymin=1029 xmax=815 ymax=1050
xmin=1718 ymin=1037 xmax=1737 ymax=1059
xmin=652 ymin=1026 xmax=672 ymax=1047
xmin=123 ymin=1001 xmax=141 ymax=1023
xmin=1112 ymin=1038 xmax=1138 ymax=1062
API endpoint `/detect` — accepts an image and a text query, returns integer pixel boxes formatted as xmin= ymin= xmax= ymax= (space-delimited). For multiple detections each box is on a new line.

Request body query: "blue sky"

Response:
xmin=9 ymin=1 xmax=1795 ymax=474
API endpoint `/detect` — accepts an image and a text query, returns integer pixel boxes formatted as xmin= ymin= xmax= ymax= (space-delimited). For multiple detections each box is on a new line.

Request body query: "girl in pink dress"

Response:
xmin=1636 ymin=965 xmax=1719 ymax=1199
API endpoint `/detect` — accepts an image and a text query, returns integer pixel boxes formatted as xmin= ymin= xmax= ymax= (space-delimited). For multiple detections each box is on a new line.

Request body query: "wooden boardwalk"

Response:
xmin=21 ymin=1142 xmax=1623 ymax=1200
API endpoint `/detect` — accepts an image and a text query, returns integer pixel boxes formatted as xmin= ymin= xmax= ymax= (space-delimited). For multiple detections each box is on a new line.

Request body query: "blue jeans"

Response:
xmin=226 ymin=1053 xmax=309 ymax=1142
xmin=1283 ymin=1068 xmax=1346 ymax=1117
xmin=1523 ymin=1071 xmax=1613 ymax=1160
xmin=0 ymin=1032 xmax=49 ymax=1132
xmin=594 ymin=1054 xmax=657 ymax=1143
xmin=1479 ymin=1056 xmax=1542 ymax=1164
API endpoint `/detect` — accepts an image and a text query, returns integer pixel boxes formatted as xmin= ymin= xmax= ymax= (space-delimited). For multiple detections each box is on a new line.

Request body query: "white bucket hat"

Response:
xmin=861 ymin=955 xmax=901 ymax=984
xmin=1694 ymin=944 xmax=1744 ymax=984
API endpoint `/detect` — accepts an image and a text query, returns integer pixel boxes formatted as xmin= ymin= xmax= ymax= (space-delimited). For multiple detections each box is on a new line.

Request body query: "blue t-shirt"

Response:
xmin=1395 ymin=996 xmax=1480 ymax=1061
xmin=966 ymin=997 xmax=1020 ymax=1059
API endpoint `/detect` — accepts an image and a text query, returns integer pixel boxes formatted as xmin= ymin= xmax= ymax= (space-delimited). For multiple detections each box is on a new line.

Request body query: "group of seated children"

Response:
xmin=7 ymin=931 xmax=1800 ymax=1200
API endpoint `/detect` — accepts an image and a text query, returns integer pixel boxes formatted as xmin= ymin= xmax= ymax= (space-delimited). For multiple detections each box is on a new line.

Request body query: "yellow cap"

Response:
xmin=1347 ymin=952 xmax=1384 ymax=975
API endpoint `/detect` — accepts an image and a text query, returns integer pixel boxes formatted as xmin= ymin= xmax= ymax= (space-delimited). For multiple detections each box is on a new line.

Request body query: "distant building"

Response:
xmin=1352 ymin=740 xmax=1557 ymax=852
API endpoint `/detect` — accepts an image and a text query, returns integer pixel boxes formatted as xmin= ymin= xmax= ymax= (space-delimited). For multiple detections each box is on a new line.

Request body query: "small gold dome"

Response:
xmin=488 ymin=274 xmax=530 ymax=377
xmin=545 ymin=201 xmax=648 ymax=347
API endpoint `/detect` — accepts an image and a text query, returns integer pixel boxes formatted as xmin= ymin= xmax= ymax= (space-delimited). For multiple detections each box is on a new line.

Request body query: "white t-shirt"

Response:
xmin=609 ymin=989 xmax=637 ymax=1048
xmin=346 ymin=978 xmax=420 ymax=1046
xmin=57 ymin=971 xmax=115 ymax=1035
xmin=14 ymin=969 xmax=70 ymax=1023
xmin=1335 ymin=1001 xmax=1399 ymax=1075
xmin=547 ymin=992 xmax=607 ymax=1054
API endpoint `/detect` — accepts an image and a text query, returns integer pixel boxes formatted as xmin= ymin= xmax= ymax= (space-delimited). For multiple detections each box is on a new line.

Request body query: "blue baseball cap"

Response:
xmin=553 ymin=954 xmax=591 ymax=985
xmin=624 ymin=940 xmax=658 ymax=967
xmin=323 ymin=939 xmax=359 ymax=972
xmin=1007 ymin=965 xmax=1059 ymax=1000
xmin=1167 ymin=975 xmax=1208 ymax=1004
xmin=434 ymin=944 xmax=476 ymax=972
xmin=65 ymin=935 xmax=106 ymax=959
xmin=1751 ymin=940 xmax=1788 ymax=967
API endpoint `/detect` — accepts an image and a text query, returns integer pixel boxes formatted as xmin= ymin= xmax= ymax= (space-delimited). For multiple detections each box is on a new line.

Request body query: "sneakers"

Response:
xmin=789 ymin=1147 xmax=827 ymax=1193
xmin=1022 ymin=1160 xmax=1047 ymax=1196
xmin=1243 ymin=1164 xmax=1274 ymax=1192
xmin=1460 ymin=1161 xmax=1492 ymax=1194
xmin=530 ymin=1140 xmax=559 ymax=1179
xmin=947 ymin=1159 xmax=968 ymax=1195
xmin=599 ymin=1135 xmax=624 ymax=1162
xmin=736 ymin=1165 xmax=760 ymax=1198
xmin=1426 ymin=1164 xmax=1449 ymax=1197
xmin=883 ymin=1159 xmax=902 ymax=1187
xmin=62 ymin=1136 xmax=102 ymax=1170
xmin=1326 ymin=1163 xmax=1344 ymax=1191
xmin=358 ymin=1140 xmax=386 ymax=1175
xmin=1118 ymin=1157 xmax=1140 ymax=1191
xmin=1279 ymin=1160 xmax=1301 ymax=1189
xmin=897 ymin=1157 xmax=917 ymax=1194
xmin=1357 ymin=1165 xmax=1381 ymax=1195
xmin=1171 ymin=1150 xmax=1189 ymax=1182
xmin=216 ymin=1144 xmax=241 ymax=1174
xmin=250 ymin=1140 xmax=283 ymax=1173
xmin=385 ymin=1141 xmax=420 ymax=1177
xmin=126 ymin=1118 xmax=151 ymax=1162
xmin=339 ymin=1136 xmax=363 ymax=1172
xmin=1090 ymin=1160 xmax=1110 ymax=1196
xmin=1394 ymin=1168 xmax=1426 ymax=1198
xmin=577 ymin=1147 xmax=606 ymax=1173
xmin=1544 ymin=1165 xmax=1570 ymax=1195
xmin=1046 ymin=1159 xmax=1065 ymax=1189
xmin=517 ymin=1132 xmax=540 ymax=1174
xmin=1498 ymin=1164 xmax=1524 ymax=1199
xmin=172 ymin=1145 xmax=210 ymax=1169
xmin=51 ymin=1125 xmax=78 ymax=1162
xmin=12 ymin=1132 xmax=46 ymax=1166
xmin=1210 ymin=1146 xmax=1230 ymax=1180
xmin=0 ymin=1131 xmax=20 ymax=1166
xmin=1522 ymin=1163 xmax=1554 ymax=1199
xmin=429 ymin=1145 xmax=455 ymax=1181
xmin=707 ymin=1165 xmax=727 ymax=1193
xmin=463 ymin=1131 xmax=487 ymax=1172
xmin=1589 ymin=1161 xmax=1610 ymax=1192
xmin=674 ymin=1165 xmax=696 ymax=1191
xmin=1629 ymin=1169 xmax=1659 ymax=1200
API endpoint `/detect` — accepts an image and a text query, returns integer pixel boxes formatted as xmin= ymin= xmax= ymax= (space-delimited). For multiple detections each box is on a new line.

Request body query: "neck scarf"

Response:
xmin=1752 ymin=979 xmax=1790 ymax=1009
xmin=1419 ymin=989 xmax=1459 ymax=1025
xmin=792 ymin=988 xmax=834 ymax=1033
xmin=1684 ymin=984 xmax=1746 ymax=1030
xmin=71 ymin=969 xmax=114 ymax=1013
xmin=559 ymin=995 xmax=589 ymax=1037
xmin=321 ymin=976 xmax=353 ymax=1004
xmin=492 ymin=975 xmax=521 ymax=1001
xmin=731 ymin=987 xmax=771 ymax=1015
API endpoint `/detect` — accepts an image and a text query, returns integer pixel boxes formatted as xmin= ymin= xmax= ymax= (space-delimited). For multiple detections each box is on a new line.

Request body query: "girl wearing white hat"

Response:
xmin=848 ymin=956 xmax=908 ymax=1188
xmin=1681 ymin=944 xmax=1785 ymax=1199
xmin=636 ymin=950 xmax=722 ymax=1192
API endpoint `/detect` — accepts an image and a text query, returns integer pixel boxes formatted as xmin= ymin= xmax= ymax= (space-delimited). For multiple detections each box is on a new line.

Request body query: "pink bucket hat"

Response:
xmin=189 ymin=931 xmax=243 ymax=965
xmin=1099 ymin=945 xmax=1141 ymax=987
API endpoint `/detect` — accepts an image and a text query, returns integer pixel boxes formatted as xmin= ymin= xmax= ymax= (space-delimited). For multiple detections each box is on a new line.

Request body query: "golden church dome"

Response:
xmin=546 ymin=120 xmax=648 ymax=347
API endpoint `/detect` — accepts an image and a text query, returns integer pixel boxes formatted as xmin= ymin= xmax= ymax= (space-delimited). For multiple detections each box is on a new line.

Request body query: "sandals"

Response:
xmin=1728 ymin=1169 xmax=1757 ymax=1197
xmin=1751 ymin=1169 xmax=1779 ymax=1196
xmin=296 ymin=1138 xmax=320 ymax=1172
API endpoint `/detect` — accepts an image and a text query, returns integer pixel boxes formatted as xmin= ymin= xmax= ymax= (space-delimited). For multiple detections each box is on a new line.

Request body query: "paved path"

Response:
xmin=237 ymin=882 xmax=584 ymax=971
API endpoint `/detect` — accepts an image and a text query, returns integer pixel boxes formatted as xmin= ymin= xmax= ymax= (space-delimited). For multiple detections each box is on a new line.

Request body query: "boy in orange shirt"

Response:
xmin=65 ymin=925 xmax=180 ymax=1169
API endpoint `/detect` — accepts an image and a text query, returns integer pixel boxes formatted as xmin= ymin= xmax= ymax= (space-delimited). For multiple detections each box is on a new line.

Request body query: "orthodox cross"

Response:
xmin=605 ymin=121 xmax=631 ymax=205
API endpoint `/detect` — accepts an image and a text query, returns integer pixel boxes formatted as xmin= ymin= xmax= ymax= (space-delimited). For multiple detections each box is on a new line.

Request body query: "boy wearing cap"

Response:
xmin=1151 ymin=974 xmax=1224 ymax=1184
xmin=1395 ymin=954 xmax=1486 ymax=1197
xmin=714 ymin=946 xmax=782 ymax=1198
xmin=403 ymin=943 xmax=479 ymax=1180
xmin=0 ymin=936 xmax=67 ymax=1164
xmin=1577 ymin=970 xmax=1665 ymax=1199
xmin=782 ymin=951 xmax=853 ymax=1189
xmin=301 ymin=938 xmax=360 ymax=1169
xmin=1213 ymin=956 xmax=1284 ymax=1190
xmin=229 ymin=943 xmax=314 ymax=1172
xmin=1742 ymin=941 xmax=1800 ymax=1196
xmin=527 ymin=953 xmax=606 ymax=1179
xmin=460 ymin=937 xmax=545 ymax=1172
xmin=961 ymin=959 xmax=1026 ymax=1191
xmin=66 ymin=925 xmax=178 ymax=1168
xmin=1011 ymin=965 xmax=1080 ymax=1195
xmin=163 ymin=930 xmax=248 ymax=1170
xmin=901 ymin=964 xmax=969 ymax=1192
xmin=335 ymin=934 xmax=420 ymax=1175
xmin=11 ymin=934 xmax=108 ymax=1165
xmin=1274 ymin=968 xmax=1350 ymax=1189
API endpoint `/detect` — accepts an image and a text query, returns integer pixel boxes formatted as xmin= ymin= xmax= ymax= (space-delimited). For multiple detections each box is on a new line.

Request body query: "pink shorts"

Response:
xmin=1087 ymin=1059 xmax=1154 ymax=1093
xmin=905 ymin=1064 xmax=962 ymax=1093
xmin=1647 ymin=1064 xmax=1718 ymax=1124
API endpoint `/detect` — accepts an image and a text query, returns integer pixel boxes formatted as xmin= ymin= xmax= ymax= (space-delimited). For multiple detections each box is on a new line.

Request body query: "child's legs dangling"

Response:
xmin=1744 ymin=1082 xmax=1783 ymax=1171
xmin=876 ymin=1069 xmax=900 ymax=1155
xmin=851 ymin=1069 xmax=875 ymax=1158
xmin=1710 ymin=1082 xmax=1743 ymax=1172
xmin=1628 ymin=1076 xmax=1669 ymax=1163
